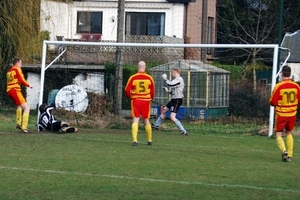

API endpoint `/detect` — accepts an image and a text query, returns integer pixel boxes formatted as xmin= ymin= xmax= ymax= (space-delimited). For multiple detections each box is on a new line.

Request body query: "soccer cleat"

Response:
xmin=287 ymin=157 xmax=292 ymax=162
xmin=180 ymin=131 xmax=188 ymax=136
xmin=22 ymin=129 xmax=29 ymax=134
xmin=148 ymin=142 xmax=153 ymax=146
xmin=282 ymin=151 xmax=288 ymax=162
xmin=16 ymin=124 xmax=21 ymax=130
xmin=151 ymin=123 xmax=159 ymax=130
xmin=59 ymin=126 xmax=76 ymax=133
xmin=132 ymin=142 xmax=138 ymax=146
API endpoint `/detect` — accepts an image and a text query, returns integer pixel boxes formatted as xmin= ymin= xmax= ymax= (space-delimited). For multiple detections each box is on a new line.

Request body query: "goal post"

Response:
xmin=39 ymin=40 xmax=279 ymax=137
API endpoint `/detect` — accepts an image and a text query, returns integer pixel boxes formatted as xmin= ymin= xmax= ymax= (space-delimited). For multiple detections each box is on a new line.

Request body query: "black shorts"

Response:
xmin=166 ymin=99 xmax=182 ymax=113
xmin=51 ymin=121 xmax=62 ymax=132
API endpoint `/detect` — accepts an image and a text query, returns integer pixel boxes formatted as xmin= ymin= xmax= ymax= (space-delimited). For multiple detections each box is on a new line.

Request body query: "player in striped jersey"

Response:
xmin=125 ymin=61 xmax=155 ymax=146
xmin=270 ymin=65 xmax=300 ymax=162
xmin=6 ymin=58 xmax=32 ymax=133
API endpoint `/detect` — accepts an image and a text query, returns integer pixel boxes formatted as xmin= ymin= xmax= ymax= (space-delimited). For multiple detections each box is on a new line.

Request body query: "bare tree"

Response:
xmin=217 ymin=0 xmax=279 ymax=92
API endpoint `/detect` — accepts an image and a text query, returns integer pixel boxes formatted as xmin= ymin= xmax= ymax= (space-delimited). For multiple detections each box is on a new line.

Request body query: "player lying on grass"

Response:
xmin=38 ymin=103 xmax=78 ymax=133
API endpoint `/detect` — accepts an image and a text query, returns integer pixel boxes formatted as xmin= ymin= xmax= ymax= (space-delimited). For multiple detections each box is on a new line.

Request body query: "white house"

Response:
xmin=40 ymin=0 xmax=187 ymax=42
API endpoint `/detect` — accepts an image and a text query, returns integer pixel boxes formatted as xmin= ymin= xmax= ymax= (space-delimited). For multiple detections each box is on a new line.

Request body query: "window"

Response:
xmin=77 ymin=12 xmax=102 ymax=34
xmin=126 ymin=12 xmax=165 ymax=36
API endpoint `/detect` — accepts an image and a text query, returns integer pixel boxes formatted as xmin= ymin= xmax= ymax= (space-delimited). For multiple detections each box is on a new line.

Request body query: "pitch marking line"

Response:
xmin=55 ymin=135 xmax=272 ymax=153
xmin=0 ymin=165 xmax=299 ymax=194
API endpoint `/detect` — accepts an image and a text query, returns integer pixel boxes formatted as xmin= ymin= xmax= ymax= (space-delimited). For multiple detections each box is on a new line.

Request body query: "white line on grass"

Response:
xmin=54 ymin=135 xmax=272 ymax=153
xmin=0 ymin=165 xmax=299 ymax=194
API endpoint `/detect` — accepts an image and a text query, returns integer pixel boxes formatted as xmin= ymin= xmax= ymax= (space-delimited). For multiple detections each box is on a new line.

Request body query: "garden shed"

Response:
xmin=149 ymin=59 xmax=231 ymax=119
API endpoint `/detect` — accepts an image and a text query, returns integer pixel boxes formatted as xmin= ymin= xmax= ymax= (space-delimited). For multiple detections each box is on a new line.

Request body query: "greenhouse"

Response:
xmin=149 ymin=59 xmax=230 ymax=119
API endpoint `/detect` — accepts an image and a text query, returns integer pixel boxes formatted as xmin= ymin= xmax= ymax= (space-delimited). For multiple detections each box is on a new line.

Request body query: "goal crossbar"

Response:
xmin=39 ymin=41 xmax=279 ymax=137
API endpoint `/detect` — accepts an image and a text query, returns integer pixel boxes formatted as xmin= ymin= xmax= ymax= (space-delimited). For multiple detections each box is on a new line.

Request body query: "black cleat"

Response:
xmin=148 ymin=142 xmax=153 ymax=146
xmin=282 ymin=151 xmax=288 ymax=162
xmin=16 ymin=124 xmax=22 ymax=130
xmin=151 ymin=123 xmax=159 ymax=130
xmin=180 ymin=131 xmax=188 ymax=136
xmin=132 ymin=142 xmax=138 ymax=146
xmin=59 ymin=127 xmax=76 ymax=133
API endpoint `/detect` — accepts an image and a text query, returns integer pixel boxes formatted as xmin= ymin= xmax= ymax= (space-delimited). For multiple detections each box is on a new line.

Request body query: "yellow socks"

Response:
xmin=286 ymin=134 xmax=294 ymax=158
xmin=276 ymin=136 xmax=286 ymax=153
xmin=132 ymin=122 xmax=138 ymax=143
xmin=145 ymin=124 xmax=152 ymax=142
xmin=21 ymin=113 xmax=29 ymax=130
xmin=132 ymin=123 xmax=153 ymax=144
xmin=16 ymin=108 xmax=22 ymax=126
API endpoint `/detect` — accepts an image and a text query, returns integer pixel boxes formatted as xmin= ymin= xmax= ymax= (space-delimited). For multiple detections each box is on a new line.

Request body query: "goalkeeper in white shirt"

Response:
xmin=152 ymin=67 xmax=188 ymax=136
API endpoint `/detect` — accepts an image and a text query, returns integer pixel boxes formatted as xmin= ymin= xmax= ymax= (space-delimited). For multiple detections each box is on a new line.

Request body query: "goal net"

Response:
xmin=37 ymin=40 xmax=279 ymax=137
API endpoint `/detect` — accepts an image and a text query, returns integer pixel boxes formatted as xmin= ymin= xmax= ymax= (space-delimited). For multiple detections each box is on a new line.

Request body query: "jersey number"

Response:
xmin=280 ymin=90 xmax=297 ymax=104
xmin=139 ymin=82 xmax=146 ymax=92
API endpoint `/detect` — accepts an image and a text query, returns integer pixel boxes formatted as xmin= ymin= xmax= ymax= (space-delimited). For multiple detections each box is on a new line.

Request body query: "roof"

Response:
xmin=149 ymin=59 xmax=230 ymax=74
xmin=281 ymin=30 xmax=300 ymax=63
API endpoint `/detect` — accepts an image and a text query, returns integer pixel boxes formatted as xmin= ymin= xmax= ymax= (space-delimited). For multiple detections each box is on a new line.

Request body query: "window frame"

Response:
xmin=77 ymin=11 xmax=103 ymax=34
xmin=125 ymin=12 xmax=165 ymax=36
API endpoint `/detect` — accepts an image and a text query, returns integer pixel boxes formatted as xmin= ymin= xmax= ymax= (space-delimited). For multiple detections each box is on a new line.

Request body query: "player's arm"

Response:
xmin=15 ymin=68 xmax=30 ymax=87
xmin=150 ymin=77 xmax=155 ymax=100
xmin=38 ymin=124 xmax=45 ymax=132
xmin=166 ymin=79 xmax=180 ymax=88
xmin=269 ymin=86 xmax=279 ymax=106
xmin=124 ymin=77 xmax=133 ymax=98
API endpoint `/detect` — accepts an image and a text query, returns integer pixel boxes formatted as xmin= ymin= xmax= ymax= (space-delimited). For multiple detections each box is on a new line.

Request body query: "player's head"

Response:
xmin=13 ymin=58 xmax=22 ymax=67
xmin=281 ymin=65 xmax=291 ymax=78
xmin=172 ymin=67 xmax=180 ymax=77
xmin=137 ymin=61 xmax=146 ymax=72
xmin=39 ymin=103 xmax=47 ymax=113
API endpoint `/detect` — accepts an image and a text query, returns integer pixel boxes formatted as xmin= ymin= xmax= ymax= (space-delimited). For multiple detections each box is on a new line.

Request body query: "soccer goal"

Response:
xmin=39 ymin=40 xmax=280 ymax=137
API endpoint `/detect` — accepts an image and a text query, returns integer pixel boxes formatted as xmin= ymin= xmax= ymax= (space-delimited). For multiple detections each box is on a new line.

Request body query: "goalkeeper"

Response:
xmin=38 ymin=103 xmax=78 ymax=133
xmin=152 ymin=67 xmax=188 ymax=136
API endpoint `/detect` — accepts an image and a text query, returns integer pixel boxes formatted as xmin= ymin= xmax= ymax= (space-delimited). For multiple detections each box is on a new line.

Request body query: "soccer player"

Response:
xmin=152 ymin=67 xmax=188 ymax=136
xmin=270 ymin=65 xmax=300 ymax=162
xmin=124 ymin=61 xmax=155 ymax=146
xmin=6 ymin=58 xmax=32 ymax=133
xmin=38 ymin=103 xmax=78 ymax=133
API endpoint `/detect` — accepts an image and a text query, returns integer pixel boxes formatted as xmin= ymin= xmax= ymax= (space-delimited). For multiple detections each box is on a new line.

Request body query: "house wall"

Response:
xmin=40 ymin=0 xmax=185 ymax=42
xmin=185 ymin=0 xmax=217 ymax=61
xmin=289 ymin=63 xmax=300 ymax=82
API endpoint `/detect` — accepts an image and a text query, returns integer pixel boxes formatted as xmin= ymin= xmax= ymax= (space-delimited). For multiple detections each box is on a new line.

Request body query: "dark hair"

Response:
xmin=39 ymin=103 xmax=47 ymax=113
xmin=13 ymin=58 xmax=21 ymax=65
xmin=282 ymin=65 xmax=291 ymax=78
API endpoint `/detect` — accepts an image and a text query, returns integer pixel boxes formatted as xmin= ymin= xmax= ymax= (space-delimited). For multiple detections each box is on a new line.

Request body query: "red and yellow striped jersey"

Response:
xmin=270 ymin=79 xmax=300 ymax=117
xmin=125 ymin=72 xmax=155 ymax=101
xmin=6 ymin=66 xmax=30 ymax=92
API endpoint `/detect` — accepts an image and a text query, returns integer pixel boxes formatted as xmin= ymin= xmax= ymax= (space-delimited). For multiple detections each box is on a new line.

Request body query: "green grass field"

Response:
xmin=0 ymin=111 xmax=300 ymax=199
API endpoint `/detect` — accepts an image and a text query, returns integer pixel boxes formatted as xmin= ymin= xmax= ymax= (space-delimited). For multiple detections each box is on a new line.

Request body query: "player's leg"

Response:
xmin=20 ymin=102 xmax=30 ymax=132
xmin=131 ymin=99 xmax=140 ymax=146
xmin=274 ymin=114 xmax=287 ymax=161
xmin=170 ymin=112 xmax=188 ymax=136
xmin=285 ymin=116 xmax=296 ymax=161
xmin=11 ymin=90 xmax=30 ymax=133
xmin=142 ymin=101 xmax=152 ymax=145
xmin=285 ymin=131 xmax=293 ymax=161
xmin=7 ymin=90 xmax=23 ymax=130
xmin=169 ymin=99 xmax=187 ymax=136
xmin=58 ymin=122 xmax=78 ymax=133
xmin=132 ymin=117 xmax=139 ymax=146
xmin=152 ymin=103 xmax=170 ymax=128
xmin=16 ymin=106 xmax=22 ymax=129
